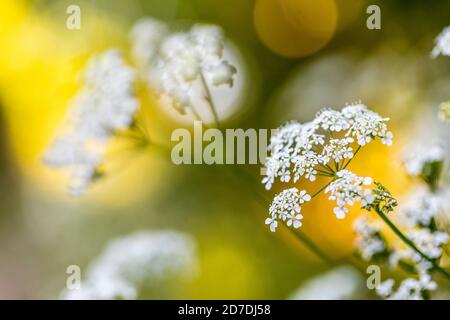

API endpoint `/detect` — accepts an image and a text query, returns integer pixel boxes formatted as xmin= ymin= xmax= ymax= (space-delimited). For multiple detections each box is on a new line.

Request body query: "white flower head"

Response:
xmin=402 ymin=143 xmax=446 ymax=177
xmin=262 ymin=103 xmax=392 ymax=190
xmin=130 ymin=18 xmax=170 ymax=67
xmin=44 ymin=50 xmax=139 ymax=196
xmin=266 ymin=188 xmax=310 ymax=232
xmin=431 ymin=26 xmax=450 ymax=58
xmin=61 ymin=230 xmax=197 ymax=300
xmin=325 ymin=170 xmax=374 ymax=219
xmin=141 ymin=22 xmax=236 ymax=113
xmin=377 ymin=272 xmax=437 ymax=300
xmin=353 ymin=216 xmax=386 ymax=261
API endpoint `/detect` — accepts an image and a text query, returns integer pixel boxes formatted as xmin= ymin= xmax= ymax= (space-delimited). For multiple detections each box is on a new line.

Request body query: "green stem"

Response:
xmin=231 ymin=166 xmax=334 ymax=266
xmin=374 ymin=207 xmax=450 ymax=281
xmin=200 ymin=72 xmax=221 ymax=128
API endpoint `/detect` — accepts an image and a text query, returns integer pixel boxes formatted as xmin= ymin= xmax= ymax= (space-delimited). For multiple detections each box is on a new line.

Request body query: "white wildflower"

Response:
xmin=130 ymin=18 xmax=169 ymax=68
xmin=377 ymin=273 xmax=437 ymax=300
xmin=262 ymin=103 xmax=392 ymax=190
xmin=402 ymin=144 xmax=446 ymax=177
xmin=325 ymin=170 xmax=374 ymax=219
xmin=45 ymin=50 xmax=139 ymax=196
xmin=389 ymin=229 xmax=448 ymax=271
xmin=61 ymin=231 xmax=197 ymax=300
xmin=289 ymin=266 xmax=364 ymax=300
xmin=431 ymin=26 xmax=450 ymax=58
xmin=353 ymin=216 xmax=386 ymax=261
xmin=132 ymin=22 xmax=237 ymax=113
xmin=398 ymin=186 xmax=449 ymax=228
xmin=266 ymin=188 xmax=310 ymax=232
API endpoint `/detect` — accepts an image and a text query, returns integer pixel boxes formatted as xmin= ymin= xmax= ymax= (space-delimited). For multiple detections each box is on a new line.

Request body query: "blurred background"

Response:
xmin=1 ymin=0 xmax=450 ymax=299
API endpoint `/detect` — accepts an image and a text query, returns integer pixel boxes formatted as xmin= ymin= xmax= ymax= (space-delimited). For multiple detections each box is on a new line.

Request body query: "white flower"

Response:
xmin=431 ymin=26 xmax=450 ymax=58
xmin=45 ymin=50 xmax=139 ymax=196
xmin=267 ymin=188 xmax=310 ymax=232
xmin=389 ymin=228 xmax=448 ymax=271
xmin=377 ymin=273 xmax=437 ymax=300
xmin=325 ymin=170 xmax=374 ymax=219
xmin=398 ymin=186 xmax=450 ymax=228
xmin=289 ymin=266 xmax=364 ymax=300
xmin=402 ymin=143 xmax=446 ymax=177
xmin=353 ymin=216 xmax=386 ymax=261
xmin=130 ymin=18 xmax=169 ymax=67
xmin=262 ymin=103 xmax=392 ymax=190
xmin=60 ymin=230 xmax=197 ymax=300
xmin=135 ymin=22 xmax=237 ymax=113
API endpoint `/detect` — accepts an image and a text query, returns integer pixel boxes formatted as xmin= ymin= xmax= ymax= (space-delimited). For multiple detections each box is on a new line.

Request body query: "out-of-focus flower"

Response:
xmin=398 ymin=186 xmax=450 ymax=228
xmin=266 ymin=188 xmax=310 ymax=232
xmin=325 ymin=170 xmax=374 ymax=219
xmin=431 ymin=26 xmax=450 ymax=58
xmin=376 ymin=272 xmax=437 ymax=300
xmin=61 ymin=231 xmax=197 ymax=300
xmin=44 ymin=50 xmax=139 ymax=196
xmin=402 ymin=144 xmax=446 ymax=178
xmin=438 ymin=101 xmax=450 ymax=123
xmin=353 ymin=216 xmax=387 ymax=261
xmin=389 ymin=229 xmax=448 ymax=271
xmin=289 ymin=266 xmax=364 ymax=300
xmin=130 ymin=20 xmax=237 ymax=114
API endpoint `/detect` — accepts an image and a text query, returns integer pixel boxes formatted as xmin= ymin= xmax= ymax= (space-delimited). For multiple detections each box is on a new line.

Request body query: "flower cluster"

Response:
xmin=61 ymin=231 xmax=197 ymax=300
xmin=130 ymin=18 xmax=237 ymax=114
xmin=44 ymin=50 xmax=139 ymax=196
xmin=266 ymin=188 xmax=311 ymax=232
xmin=262 ymin=103 xmax=392 ymax=191
xmin=325 ymin=170 xmax=374 ymax=219
xmin=431 ymin=26 xmax=450 ymax=58
xmin=402 ymin=144 xmax=446 ymax=178
xmin=353 ymin=216 xmax=387 ymax=261
xmin=376 ymin=272 xmax=437 ymax=300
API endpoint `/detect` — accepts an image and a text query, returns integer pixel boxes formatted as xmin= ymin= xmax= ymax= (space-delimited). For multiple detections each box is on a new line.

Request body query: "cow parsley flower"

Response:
xmin=398 ymin=186 xmax=449 ymax=228
xmin=390 ymin=229 xmax=448 ymax=271
xmin=266 ymin=188 xmax=310 ymax=232
xmin=376 ymin=272 xmax=437 ymax=300
xmin=431 ymin=26 xmax=450 ymax=58
xmin=402 ymin=144 xmax=446 ymax=178
xmin=45 ymin=50 xmax=139 ymax=196
xmin=262 ymin=103 xmax=392 ymax=190
xmin=325 ymin=170 xmax=374 ymax=219
xmin=61 ymin=231 xmax=197 ymax=300
xmin=353 ymin=216 xmax=387 ymax=261
xmin=130 ymin=21 xmax=237 ymax=114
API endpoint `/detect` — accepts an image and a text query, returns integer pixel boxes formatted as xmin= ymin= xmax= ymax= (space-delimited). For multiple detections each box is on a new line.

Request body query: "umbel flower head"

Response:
xmin=130 ymin=18 xmax=237 ymax=114
xmin=263 ymin=103 xmax=393 ymax=232
xmin=376 ymin=272 xmax=437 ymax=300
xmin=353 ymin=216 xmax=387 ymax=261
xmin=44 ymin=50 xmax=139 ymax=196
xmin=60 ymin=231 xmax=197 ymax=300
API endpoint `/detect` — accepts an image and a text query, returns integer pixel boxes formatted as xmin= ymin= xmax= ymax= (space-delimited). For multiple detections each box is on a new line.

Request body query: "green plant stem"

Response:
xmin=200 ymin=72 xmax=221 ymax=128
xmin=230 ymin=166 xmax=334 ymax=266
xmin=374 ymin=207 xmax=450 ymax=281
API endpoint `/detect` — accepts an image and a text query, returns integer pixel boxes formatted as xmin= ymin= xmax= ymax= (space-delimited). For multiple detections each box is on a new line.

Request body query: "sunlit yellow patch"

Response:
xmin=253 ymin=0 xmax=337 ymax=58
